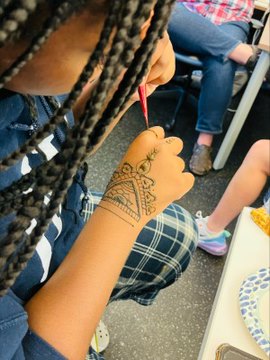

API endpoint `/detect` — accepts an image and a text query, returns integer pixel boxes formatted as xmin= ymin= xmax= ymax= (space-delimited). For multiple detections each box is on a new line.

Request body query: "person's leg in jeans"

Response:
xmin=190 ymin=21 xmax=250 ymax=175
xmin=168 ymin=4 xmax=250 ymax=175
xmin=168 ymin=4 xmax=253 ymax=63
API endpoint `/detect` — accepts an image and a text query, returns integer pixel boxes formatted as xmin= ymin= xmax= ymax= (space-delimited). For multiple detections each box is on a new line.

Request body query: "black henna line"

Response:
xmin=102 ymin=150 xmax=158 ymax=222
xmin=136 ymin=148 xmax=158 ymax=175
xmin=165 ymin=138 xmax=175 ymax=145
xmin=97 ymin=204 xmax=135 ymax=227
xmin=147 ymin=129 xmax=158 ymax=138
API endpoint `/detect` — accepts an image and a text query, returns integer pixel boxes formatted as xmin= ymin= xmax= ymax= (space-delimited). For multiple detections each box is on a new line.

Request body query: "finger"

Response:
xmin=161 ymin=137 xmax=183 ymax=155
xmin=145 ymin=126 xmax=165 ymax=139
xmin=175 ymin=156 xmax=185 ymax=173
xmin=150 ymin=32 xmax=170 ymax=66
xmin=147 ymin=38 xmax=175 ymax=84
xmin=146 ymin=62 xmax=175 ymax=86
xmin=177 ymin=172 xmax=195 ymax=199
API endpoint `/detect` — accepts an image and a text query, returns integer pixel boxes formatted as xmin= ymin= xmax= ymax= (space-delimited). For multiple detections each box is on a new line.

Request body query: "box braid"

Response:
xmin=0 ymin=0 xmax=120 ymax=171
xmin=0 ymin=0 xmax=12 ymax=16
xmin=0 ymin=0 xmax=176 ymax=296
xmin=0 ymin=0 xmax=40 ymax=46
xmin=0 ymin=2 xmax=82 ymax=89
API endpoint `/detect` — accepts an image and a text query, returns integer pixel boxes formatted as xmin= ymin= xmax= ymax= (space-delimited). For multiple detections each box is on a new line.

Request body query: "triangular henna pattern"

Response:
xmin=103 ymin=150 xmax=158 ymax=222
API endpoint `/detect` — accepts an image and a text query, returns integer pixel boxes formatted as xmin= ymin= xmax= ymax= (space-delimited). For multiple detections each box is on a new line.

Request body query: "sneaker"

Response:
xmin=195 ymin=211 xmax=231 ymax=256
xmin=90 ymin=320 xmax=110 ymax=354
xmin=189 ymin=143 xmax=212 ymax=176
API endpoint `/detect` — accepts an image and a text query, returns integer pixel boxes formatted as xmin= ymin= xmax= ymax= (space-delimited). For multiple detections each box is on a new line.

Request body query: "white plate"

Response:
xmin=239 ymin=267 xmax=270 ymax=356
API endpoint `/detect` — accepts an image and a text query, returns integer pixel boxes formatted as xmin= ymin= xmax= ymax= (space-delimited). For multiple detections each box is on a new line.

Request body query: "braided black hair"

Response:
xmin=0 ymin=0 xmax=176 ymax=296
xmin=0 ymin=0 xmax=39 ymax=46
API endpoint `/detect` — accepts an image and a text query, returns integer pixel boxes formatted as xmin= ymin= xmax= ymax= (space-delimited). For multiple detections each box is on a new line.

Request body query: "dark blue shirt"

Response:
xmin=0 ymin=92 xmax=86 ymax=359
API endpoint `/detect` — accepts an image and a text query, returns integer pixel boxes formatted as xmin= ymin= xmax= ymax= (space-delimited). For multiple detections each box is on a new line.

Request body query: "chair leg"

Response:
xmin=164 ymin=72 xmax=193 ymax=131
xmin=153 ymin=69 xmax=196 ymax=131
xmin=164 ymin=89 xmax=186 ymax=131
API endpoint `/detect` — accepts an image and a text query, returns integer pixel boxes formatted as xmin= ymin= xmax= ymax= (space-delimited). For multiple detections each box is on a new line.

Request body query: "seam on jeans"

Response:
xmin=0 ymin=313 xmax=27 ymax=331
xmin=224 ymin=40 xmax=242 ymax=62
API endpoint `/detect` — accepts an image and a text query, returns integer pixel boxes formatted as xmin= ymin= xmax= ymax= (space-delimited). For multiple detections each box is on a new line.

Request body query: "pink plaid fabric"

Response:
xmin=177 ymin=0 xmax=254 ymax=25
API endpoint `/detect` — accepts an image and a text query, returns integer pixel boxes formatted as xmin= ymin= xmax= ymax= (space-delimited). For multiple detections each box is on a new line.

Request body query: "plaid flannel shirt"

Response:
xmin=178 ymin=0 xmax=254 ymax=25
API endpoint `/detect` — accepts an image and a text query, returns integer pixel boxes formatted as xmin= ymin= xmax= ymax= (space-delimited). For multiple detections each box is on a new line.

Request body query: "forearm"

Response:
xmin=24 ymin=125 xmax=194 ymax=360
xmin=25 ymin=206 xmax=140 ymax=360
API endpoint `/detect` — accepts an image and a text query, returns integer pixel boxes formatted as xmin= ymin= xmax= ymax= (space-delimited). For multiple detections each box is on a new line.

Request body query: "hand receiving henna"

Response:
xmin=99 ymin=126 xmax=194 ymax=228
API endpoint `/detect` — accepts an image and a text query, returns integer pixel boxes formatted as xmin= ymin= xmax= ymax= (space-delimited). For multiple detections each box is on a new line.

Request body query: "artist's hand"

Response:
xmin=100 ymin=126 xmax=194 ymax=228
xmin=132 ymin=31 xmax=175 ymax=101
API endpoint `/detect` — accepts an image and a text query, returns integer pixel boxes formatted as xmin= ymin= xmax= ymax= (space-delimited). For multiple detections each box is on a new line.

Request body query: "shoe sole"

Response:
xmin=198 ymin=243 xmax=228 ymax=256
xmin=189 ymin=164 xmax=210 ymax=176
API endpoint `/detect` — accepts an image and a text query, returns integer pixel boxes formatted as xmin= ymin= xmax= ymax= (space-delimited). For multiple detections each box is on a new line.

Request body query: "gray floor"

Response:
xmin=85 ymin=84 xmax=270 ymax=360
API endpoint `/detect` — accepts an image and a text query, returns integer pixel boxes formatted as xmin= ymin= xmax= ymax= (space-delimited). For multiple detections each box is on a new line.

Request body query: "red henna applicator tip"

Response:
xmin=138 ymin=84 xmax=149 ymax=129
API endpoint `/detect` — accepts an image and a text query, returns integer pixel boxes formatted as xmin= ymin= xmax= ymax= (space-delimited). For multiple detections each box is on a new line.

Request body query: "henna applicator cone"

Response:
xmin=138 ymin=84 xmax=149 ymax=129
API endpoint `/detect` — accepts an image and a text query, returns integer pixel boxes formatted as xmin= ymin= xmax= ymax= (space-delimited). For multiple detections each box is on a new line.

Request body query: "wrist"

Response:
xmin=94 ymin=201 xmax=142 ymax=238
xmin=97 ymin=198 xmax=147 ymax=235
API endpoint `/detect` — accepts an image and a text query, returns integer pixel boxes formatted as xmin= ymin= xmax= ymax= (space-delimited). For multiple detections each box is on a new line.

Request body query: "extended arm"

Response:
xmin=25 ymin=127 xmax=194 ymax=360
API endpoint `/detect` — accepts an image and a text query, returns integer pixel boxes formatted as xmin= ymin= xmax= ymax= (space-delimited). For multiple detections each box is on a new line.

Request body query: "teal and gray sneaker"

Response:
xmin=195 ymin=211 xmax=231 ymax=256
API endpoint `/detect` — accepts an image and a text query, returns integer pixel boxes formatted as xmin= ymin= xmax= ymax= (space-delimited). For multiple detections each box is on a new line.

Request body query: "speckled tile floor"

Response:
xmin=85 ymin=85 xmax=270 ymax=360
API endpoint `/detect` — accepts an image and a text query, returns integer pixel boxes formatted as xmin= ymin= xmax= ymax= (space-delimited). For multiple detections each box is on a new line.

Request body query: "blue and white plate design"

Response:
xmin=239 ymin=267 xmax=270 ymax=356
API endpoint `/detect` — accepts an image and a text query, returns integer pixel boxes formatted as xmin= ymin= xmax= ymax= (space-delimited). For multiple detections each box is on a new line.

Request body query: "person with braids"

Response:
xmin=0 ymin=1 xmax=198 ymax=359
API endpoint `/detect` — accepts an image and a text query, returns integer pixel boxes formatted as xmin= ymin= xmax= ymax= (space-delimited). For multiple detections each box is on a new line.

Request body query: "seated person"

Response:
xmin=168 ymin=0 xmax=258 ymax=176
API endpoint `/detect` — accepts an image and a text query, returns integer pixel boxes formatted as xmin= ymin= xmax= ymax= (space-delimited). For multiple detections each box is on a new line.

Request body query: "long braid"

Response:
xmin=0 ymin=0 xmax=177 ymax=296
xmin=0 ymin=1 xmax=78 ymax=89
xmin=0 ymin=0 xmax=121 ymax=172
xmin=0 ymin=0 xmax=13 ymax=16
xmin=0 ymin=0 xmax=40 ymax=47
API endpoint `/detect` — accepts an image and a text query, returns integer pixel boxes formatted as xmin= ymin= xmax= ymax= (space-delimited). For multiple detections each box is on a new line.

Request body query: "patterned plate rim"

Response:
xmin=239 ymin=267 xmax=270 ymax=356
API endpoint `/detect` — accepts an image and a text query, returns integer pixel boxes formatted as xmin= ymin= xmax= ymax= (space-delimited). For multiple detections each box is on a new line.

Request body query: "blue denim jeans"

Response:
xmin=168 ymin=3 xmax=250 ymax=134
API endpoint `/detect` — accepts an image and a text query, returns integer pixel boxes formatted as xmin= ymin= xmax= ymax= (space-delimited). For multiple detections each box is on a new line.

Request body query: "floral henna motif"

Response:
xmin=102 ymin=149 xmax=158 ymax=222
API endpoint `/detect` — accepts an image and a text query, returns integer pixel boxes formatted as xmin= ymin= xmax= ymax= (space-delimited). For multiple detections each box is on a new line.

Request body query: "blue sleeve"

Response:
xmin=0 ymin=290 xmax=66 ymax=360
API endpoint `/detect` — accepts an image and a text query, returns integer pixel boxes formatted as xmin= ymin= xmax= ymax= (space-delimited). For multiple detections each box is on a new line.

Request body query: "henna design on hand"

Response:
xmin=102 ymin=149 xmax=158 ymax=222
xmin=165 ymin=138 xmax=175 ymax=145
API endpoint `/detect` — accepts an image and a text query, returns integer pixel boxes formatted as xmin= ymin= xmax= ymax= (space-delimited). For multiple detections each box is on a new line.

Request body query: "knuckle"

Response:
xmin=177 ymin=157 xmax=185 ymax=170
